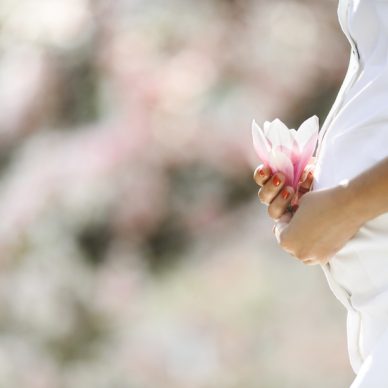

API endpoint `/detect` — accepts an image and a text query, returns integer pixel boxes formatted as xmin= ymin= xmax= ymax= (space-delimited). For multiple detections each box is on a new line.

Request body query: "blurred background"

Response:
xmin=0 ymin=0 xmax=355 ymax=387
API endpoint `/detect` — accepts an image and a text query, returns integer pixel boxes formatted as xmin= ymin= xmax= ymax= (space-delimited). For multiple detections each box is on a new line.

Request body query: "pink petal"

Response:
xmin=268 ymin=150 xmax=294 ymax=187
xmin=290 ymin=138 xmax=300 ymax=165
xmin=293 ymin=132 xmax=318 ymax=187
xmin=273 ymin=144 xmax=293 ymax=160
xmin=263 ymin=121 xmax=271 ymax=136
xmin=289 ymin=128 xmax=297 ymax=138
xmin=252 ymin=120 xmax=271 ymax=163
xmin=295 ymin=115 xmax=319 ymax=149
xmin=266 ymin=119 xmax=292 ymax=149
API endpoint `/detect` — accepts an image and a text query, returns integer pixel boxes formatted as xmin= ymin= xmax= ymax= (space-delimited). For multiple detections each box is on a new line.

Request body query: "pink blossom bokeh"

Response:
xmin=0 ymin=1 xmax=353 ymax=387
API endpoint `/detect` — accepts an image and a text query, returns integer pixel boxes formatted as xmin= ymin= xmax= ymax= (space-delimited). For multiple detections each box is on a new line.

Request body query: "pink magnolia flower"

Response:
xmin=251 ymin=116 xmax=319 ymax=190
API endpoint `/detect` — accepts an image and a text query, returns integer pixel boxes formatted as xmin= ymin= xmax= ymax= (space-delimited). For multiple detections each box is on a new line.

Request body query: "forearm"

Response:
xmin=345 ymin=156 xmax=388 ymax=223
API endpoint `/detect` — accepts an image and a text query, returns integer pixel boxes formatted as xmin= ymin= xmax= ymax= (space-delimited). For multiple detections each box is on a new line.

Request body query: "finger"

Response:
xmin=253 ymin=165 xmax=272 ymax=187
xmin=299 ymin=171 xmax=314 ymax=191
xmin=257 ymin=173 xmax=285 ymax=206
xmin=306 ymin=256 xmax=330 ymax=266
xmin=267 ymin=186 xmax=295 ymax=220
xmin=299 ymin=161 xmax=315 ymax=182
xmin=302 ymin=259 xmax=317 ymax=266
xmin=301 ymin=163 xmax=315 ymax=180
xmin=300 ymin=167 xmax=313 ymax=183
xmin=273 ymin=212 xmax=292 ymax=243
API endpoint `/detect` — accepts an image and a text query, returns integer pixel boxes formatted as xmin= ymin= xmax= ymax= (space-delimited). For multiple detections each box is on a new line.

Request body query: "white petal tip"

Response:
xmin=300 ymin=115 xmax=319 ymax=128
xmin=251 ymin=119 xmax=265 ymax=136
xmin=272 ymin=118 xmax=286 ymax=126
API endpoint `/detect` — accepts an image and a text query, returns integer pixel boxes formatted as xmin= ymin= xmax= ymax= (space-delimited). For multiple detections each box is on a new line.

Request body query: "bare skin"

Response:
xmin=253 ymin=156 xmax=388 ymax=265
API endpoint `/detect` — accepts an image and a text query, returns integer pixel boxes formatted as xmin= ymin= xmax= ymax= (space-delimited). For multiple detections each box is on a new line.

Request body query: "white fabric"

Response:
xmin=313 ymin=0 xmax=388 ymax=384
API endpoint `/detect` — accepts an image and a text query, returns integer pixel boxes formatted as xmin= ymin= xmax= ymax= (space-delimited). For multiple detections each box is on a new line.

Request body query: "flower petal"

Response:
xmin=263 ymin=121 xmax=271 ymax=136
xmin=252 ymin=119 xmax=271 ymax=163
xmin=265 ymin=118 xmax=293 ymax=149
xmin=273 ymin=144 xmax=293 ymax=160
xmin=289 ymin=128 xmax=297 ymax=139
xmin=293 ymin=132 xmax=318 ymax=187
xmin=268 ymin=150 xmax=294 ymax=187
xmin=291 ymin=138 xmax=300 ymax=165
xmin=295 ymin=115 xmax=319 ymax=149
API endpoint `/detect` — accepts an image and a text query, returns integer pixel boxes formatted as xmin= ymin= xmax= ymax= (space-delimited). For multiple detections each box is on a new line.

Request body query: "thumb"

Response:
xmin=273 ymin=212 xmax=292 ymax=244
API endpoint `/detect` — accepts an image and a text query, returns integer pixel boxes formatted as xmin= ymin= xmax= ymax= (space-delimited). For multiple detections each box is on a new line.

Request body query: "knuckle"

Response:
xmin=279 ymin=233 xmax=291 ymax=249
xmin=268 ymin=205 xmax=282 ymax=220
xmin=296 ymin=249 xmax=309 ymax=261
xmin=260 ymin=176 xmax=289 ymax=207
xmin=258 ymin=188 xmax=269 ymax=204
xmin=279 ymin=234 xmax=298 ymax=255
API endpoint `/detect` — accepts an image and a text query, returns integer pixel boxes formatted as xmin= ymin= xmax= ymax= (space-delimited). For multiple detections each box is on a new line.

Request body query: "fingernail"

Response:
xmin=259 ymin=168 xmax=266 ymax=177
xmin=281 ymin=189 xmax=290 ymax=200
xmin=272 ymin=175 xmax=281 ymax=187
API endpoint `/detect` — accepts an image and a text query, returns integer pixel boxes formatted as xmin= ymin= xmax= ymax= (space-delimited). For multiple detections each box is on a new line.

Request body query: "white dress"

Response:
xmin=313 ymin=0 xmax=388 ymax=386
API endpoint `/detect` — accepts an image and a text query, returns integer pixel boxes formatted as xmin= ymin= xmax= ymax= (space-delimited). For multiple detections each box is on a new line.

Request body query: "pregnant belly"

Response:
xmin=314 ymin=126 xmax=388 ymax=310
xmin=315 ymin=116 xmax=388 ymax=362
xmin=330 ymin=213 xmax=388 ymax=312
xmin=329 ymin=213 xmax=388 ymax=360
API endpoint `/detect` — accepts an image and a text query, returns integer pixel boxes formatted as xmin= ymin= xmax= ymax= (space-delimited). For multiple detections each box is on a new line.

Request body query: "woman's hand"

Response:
xmin=274 ymin=185 xmax=364 ymax=265
xmin=274 ymin=156 xmax=388 ymax=265
xmin=255 ymin=156 xmax=388 ymax=266
xmin=253 ymin=163 xmax=314 ymax=220
xmin=253 ymin=158 xmax=362 ymax=266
